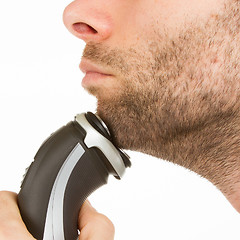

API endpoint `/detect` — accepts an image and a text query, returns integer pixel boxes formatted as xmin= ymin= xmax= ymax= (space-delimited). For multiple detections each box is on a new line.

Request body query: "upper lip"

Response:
xmin=79 ymin=59 xmax=112 ymax=76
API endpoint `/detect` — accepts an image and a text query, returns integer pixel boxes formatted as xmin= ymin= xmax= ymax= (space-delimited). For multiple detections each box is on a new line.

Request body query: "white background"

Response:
xmin=0 ymin=0 xmax=239 ymax=239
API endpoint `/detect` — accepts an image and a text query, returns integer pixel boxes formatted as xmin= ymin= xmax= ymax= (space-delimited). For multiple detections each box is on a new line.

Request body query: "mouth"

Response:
xmin=79 ymin=59 xmax=113 ymax=88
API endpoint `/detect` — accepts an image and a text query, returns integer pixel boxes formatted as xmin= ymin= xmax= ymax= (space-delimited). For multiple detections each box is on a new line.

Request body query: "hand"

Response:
xmin=0 ymin=191 xmax=115 ymax=240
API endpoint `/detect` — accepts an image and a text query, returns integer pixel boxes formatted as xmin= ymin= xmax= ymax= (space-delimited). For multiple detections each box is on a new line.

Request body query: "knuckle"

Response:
xmin=95 ymin=214 xmax=115 ymax=232
xmin=0 ymin=191 xmax=16 ymax=202
xmin=0 ymin=190 xmax=9 ymax=199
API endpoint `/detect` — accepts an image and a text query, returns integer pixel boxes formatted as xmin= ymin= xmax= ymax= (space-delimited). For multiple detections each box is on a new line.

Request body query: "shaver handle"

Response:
xmin=62 ymin=148 xmax=110 ymax=240
xmin=18 ymin=121 xmax=110 ymax=240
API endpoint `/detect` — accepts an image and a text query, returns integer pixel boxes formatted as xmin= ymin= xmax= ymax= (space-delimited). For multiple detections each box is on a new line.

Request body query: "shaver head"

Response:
xmin=85 ymin=112 xmax=112 ymax=141
xmin=85 ymin=112 xmax=131 ymax=167
xmin=75 ymin=112 xmax=131 ymax=179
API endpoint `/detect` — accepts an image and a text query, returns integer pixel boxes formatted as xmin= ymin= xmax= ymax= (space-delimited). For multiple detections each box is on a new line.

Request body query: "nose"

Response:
xmin=63 ymin=0 xmax=113 ymax=43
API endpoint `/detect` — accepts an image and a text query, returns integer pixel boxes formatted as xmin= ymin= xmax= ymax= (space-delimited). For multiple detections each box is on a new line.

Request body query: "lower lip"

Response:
xmin=81 ymin=72 xmax=112 ymax=88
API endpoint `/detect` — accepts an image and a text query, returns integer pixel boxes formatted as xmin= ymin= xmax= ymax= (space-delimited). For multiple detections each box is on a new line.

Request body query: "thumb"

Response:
xmin=78 ymin=200 xmax=115 ymax=240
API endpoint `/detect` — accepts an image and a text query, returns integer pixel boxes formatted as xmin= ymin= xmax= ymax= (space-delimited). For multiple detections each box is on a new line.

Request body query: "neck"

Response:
xmin=147 ymin=110 xmax=240 ymax=213
xmin=225 ymin=178 xmax=240 ymax=213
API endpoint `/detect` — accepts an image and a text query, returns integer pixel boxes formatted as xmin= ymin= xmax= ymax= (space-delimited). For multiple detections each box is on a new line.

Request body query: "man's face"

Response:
xmin=63 ymin=0 xmax=240 ymax=182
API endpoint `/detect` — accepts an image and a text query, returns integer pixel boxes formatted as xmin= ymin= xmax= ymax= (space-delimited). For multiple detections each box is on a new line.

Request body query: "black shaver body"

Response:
xmin=18 ymin=112 xmax=131 ymax=240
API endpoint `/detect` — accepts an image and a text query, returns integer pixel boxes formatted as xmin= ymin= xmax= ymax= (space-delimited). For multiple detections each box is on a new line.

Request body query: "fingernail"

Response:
xmin=86 ymin=199 xmax=92 ymax=206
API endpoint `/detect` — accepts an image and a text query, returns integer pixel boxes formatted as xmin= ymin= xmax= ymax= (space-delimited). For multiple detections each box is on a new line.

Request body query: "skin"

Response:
xmin=0 ymin=0 xmax=239 ymax=239
xmin=64 ymin=0 xmax=240 ymax=211
xmin=0 ymin=191 xmax=115 ymax=239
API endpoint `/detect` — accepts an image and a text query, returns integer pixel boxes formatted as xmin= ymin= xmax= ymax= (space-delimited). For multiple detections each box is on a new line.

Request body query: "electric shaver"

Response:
xmin=18 ymin=112 xmax=131 ymax=240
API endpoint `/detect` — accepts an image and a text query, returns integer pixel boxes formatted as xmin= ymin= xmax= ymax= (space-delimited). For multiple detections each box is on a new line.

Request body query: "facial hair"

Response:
xmin=82 ymin=0 xmax=240 ymax=196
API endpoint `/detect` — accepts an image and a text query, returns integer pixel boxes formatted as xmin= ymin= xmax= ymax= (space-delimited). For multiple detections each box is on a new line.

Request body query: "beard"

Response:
xmin=82 ymin=1 xmax=240 ymax=193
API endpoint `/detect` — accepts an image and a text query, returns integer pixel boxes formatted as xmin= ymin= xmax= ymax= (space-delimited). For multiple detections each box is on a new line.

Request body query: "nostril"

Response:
xmin=72 ymin=22 xmax=98 ymax=35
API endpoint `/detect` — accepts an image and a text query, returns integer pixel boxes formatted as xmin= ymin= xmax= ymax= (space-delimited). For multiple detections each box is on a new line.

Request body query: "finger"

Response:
xmin=0 ymin=191 xmax=36 ymax=240
xmin=78 ymin=200 xmax=115 ymax=240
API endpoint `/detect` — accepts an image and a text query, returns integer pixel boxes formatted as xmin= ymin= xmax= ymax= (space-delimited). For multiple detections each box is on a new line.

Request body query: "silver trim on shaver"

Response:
xmin=43 ymin=143 xmax=84 ymax=240
xmin=75 ymin=113 xmax=126 ymax=179
xmin=94 ymin=114 xmax=111 ymax=137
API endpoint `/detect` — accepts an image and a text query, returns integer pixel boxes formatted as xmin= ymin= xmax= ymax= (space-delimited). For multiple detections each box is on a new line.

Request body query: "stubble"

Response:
xmin=82 ymin=0 xmax=240 ymax=195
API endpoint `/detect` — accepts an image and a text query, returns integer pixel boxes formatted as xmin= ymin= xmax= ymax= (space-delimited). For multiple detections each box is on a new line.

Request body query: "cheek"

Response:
xmin=111 ymin=2 xmax=168 ymax=47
